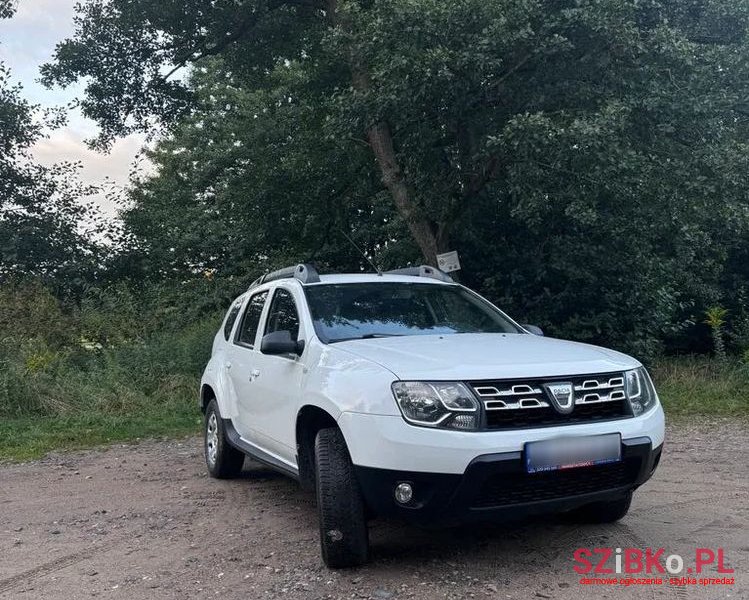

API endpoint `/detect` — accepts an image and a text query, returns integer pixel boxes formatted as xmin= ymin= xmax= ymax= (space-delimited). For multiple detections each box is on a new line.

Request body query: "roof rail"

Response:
xmin=249 ymin=263 xmax=320 ymax=289
xmin=385 ymin=265 xmax=454 ymax=283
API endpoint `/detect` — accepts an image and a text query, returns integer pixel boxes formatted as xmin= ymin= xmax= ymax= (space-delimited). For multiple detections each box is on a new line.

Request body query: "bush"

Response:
xmin=0 ymin=280 xmax=77 ymax=347
xmin=0 ymin=279 xmax=221 ymax=421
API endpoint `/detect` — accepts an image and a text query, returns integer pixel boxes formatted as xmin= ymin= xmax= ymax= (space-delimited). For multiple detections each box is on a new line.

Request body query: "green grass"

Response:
xmin=652 ymin=356 xmax=749 ymax=418
xmin=0 ymin=405 xmax=201 ymax=462
xmin=0 ymin=363 xmax=204 ymax=461
xmin=0 ymin=350 xmax=207 ymax=461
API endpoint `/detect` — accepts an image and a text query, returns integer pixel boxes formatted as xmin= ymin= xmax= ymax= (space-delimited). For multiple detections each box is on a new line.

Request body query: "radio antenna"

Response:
xmin=338 ymin=226 xmax=382 ymax=276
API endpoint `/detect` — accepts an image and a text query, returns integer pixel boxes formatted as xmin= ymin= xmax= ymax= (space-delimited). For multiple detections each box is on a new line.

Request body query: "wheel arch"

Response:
xmin=296 ymin=405 xmax=339 ymax=491
xmin=200 ymin=383 xmax=216 ymax=414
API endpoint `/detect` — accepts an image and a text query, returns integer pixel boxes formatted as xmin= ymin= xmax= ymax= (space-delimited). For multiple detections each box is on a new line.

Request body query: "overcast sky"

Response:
xmin=0 ymin=0 xmax=145 ymax=219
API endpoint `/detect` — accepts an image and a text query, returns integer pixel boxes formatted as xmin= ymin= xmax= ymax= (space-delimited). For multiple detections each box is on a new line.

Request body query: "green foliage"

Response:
xmin=0 ymin=280 xmax=218 ymax=459
xmin=117 ymin=59 xmax=400 ymax=280
xmin=0 ymin=411 xmax=200 ymax=462
xmin=37 ymin=0 xmax=749 ymax=356
xmin=3 ymin=0 xmax=749 ymax=459
xmin=704 ymin=307 xmax=729 ymax=330
xmin=0 ymin=283 xmax=745 ymax=461
xmin=0 ymin=317 xmax=216 ymax=420
xmin=0 ymin=280 xmax=77 ymax=346
xmin=0 ymin=279 xmax=217 ymax=424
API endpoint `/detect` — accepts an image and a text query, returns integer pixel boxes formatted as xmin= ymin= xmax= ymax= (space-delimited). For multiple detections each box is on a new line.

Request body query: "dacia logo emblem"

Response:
xmin=544 ymin=382 xmax=575 ymax=414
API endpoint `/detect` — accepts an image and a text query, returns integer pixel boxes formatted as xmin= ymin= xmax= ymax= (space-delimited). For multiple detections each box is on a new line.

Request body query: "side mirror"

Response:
xmin=523 ymin=324 xmax=544 ymax=336
xmin=260 ymin=330 xmax=304 ymax=356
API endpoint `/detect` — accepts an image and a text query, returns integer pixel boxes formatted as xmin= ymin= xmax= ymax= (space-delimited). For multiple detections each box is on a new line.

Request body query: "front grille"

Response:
xmin=470 ymin=373 xmax=631 ymax=430
xmin=471 ymin=459 xmax=640 ymax=508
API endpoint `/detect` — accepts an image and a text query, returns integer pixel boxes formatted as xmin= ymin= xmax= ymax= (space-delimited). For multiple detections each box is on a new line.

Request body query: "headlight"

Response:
xmin=391 ymin=381 xmax=479 ymax=430
xmin=624 ymin=367 xmax=658 ymax=416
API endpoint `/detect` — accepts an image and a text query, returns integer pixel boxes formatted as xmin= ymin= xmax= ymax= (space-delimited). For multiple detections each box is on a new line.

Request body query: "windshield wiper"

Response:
xmin=360 ymin=333 xmax=403 ymax=339
xmin=330 ymin=333 xmax=404 ymax=343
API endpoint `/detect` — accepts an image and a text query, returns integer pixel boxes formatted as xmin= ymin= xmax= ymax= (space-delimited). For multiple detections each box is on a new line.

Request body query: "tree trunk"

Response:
xmin=329 ymin=0 xmax=445 ymax=266
xmin=364 ymin=121 xmax=445 ymax=265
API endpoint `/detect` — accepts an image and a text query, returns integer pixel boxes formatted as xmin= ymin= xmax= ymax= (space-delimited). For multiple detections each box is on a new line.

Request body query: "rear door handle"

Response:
xmin=225 ymin=362 xmax=232 ymax=370
xmin=249 ymin=369 xmax=261 ymax=381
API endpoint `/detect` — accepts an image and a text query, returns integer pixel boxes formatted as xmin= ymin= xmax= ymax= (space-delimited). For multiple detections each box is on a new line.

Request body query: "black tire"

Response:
xmin=204 ymin=399 xmax=245 ymax=479
xmin=314 ymin=427 xmax=369 ymax=568
xmin=566 ymin=492 xmax=633 ymax=524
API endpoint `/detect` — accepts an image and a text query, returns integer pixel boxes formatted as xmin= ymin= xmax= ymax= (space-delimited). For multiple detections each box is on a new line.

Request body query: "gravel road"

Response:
xmin=1 ymin=422 xmax=747 ymax=600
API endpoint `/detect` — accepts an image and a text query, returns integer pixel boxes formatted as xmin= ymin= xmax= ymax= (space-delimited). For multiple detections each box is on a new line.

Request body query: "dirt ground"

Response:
xmin=1 ymin=422 xmax=747 ymax=600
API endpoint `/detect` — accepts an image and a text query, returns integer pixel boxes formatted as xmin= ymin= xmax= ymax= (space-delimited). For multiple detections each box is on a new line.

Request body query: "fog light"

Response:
xmin=394 ymin=482 xmax=413 ymax=504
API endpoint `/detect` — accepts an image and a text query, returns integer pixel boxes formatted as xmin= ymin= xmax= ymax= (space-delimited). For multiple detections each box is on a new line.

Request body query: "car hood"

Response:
xmin=334 ymin=333 xmax=639 ymax=380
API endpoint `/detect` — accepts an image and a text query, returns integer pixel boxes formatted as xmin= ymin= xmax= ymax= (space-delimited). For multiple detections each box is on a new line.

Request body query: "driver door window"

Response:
xmin=264 ymin=288 xmax=300 ymax=341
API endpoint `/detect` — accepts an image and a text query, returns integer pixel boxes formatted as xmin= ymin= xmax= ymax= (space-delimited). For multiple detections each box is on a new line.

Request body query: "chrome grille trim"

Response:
xmin=484 ymin=398 xmax=550 ymax=410
xmin=473 ymin=384 xmax=543 ymax=397
xmin=473 ymin=373 xmax=627 ymax=412
xmin=574 ymin=377 xmax=624 ymax=392
xmin=577 ymin=389 xmax=626 ymax=404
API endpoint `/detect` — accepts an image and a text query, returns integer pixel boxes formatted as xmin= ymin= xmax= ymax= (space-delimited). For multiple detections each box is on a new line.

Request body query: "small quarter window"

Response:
xmin=223 ymin=297 xmax=244 ymax=341
xmin=236 ymin=291 xmax=269 ymax=346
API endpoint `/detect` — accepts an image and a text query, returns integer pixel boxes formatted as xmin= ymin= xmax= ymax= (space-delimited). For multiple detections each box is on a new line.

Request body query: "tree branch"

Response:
xmin=162 ymin=10 xmax=266 ymax=81
xmin=163 ymin=0 xmax=326 ymax=82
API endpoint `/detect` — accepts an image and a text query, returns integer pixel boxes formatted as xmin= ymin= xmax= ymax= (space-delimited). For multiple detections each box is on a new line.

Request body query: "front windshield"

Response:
xmin=304 ymin=282 xmax=522 ymax=343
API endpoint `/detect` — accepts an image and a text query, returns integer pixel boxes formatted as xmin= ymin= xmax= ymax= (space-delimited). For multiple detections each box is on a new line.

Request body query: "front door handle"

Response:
xmin=225 ymin=362 xmax=232 ymax=370
xmin=249 ymin=369 xmax=261 ymax=382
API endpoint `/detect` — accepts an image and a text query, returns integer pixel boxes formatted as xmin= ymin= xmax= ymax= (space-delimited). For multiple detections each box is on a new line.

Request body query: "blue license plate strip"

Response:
xmin=525 ymin=433 xmax=622 ymax=474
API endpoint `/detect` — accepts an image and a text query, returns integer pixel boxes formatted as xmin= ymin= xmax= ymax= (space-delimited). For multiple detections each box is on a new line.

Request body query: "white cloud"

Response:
xmin=33 ymin=129 xmax=149 ymax=219
xmin=0 ymin=0 xmax=147 ymax=221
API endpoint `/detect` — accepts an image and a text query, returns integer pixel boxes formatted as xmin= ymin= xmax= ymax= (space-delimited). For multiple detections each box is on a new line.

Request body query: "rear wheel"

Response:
xmin=314 ymin=427 xmax=369 ymax=568
xmin=566 ymin=492 xmax=633 ymax=523
xmin=204 ymin=399 xmax=245 ymax=479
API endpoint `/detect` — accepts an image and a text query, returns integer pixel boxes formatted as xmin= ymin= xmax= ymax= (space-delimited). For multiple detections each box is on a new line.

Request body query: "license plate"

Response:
xmin=525 ymin=433 xmax=622 ymax=474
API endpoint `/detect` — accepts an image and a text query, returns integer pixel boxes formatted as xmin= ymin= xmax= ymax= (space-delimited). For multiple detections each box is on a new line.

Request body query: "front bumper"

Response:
xmin=355 ymin=438 xmax=662 ymax=525
xmin=338 ymin=404 xmax=665 ymax=474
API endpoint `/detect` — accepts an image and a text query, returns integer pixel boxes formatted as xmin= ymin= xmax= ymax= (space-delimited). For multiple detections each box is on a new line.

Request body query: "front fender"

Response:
xmin=200 ymin=349 xmax=238 ymax=419
xmin=301 ymin=343 xmax=401 ymax=417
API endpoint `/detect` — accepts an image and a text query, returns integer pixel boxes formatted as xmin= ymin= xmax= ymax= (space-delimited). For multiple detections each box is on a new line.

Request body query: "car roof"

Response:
xmin=304 ymin=273 xmax=452 ymax=286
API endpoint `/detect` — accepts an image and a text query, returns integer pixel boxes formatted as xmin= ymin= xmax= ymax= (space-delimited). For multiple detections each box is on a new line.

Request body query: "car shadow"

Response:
xmin=230 ymin=459 xmax=642 ymax=571
xmin=236 ymin=459 xmax=288 ymax=481
xmin=367 ymin=516 xmax=556 ymax=561
xmin=234 ymin=467 xmax=609 ymax=566
xmin=364 ymin=514 xmax=652 ymax=570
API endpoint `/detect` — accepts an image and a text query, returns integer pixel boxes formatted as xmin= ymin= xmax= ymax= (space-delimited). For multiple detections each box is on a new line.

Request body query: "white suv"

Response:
xmin=200 ymin=264 xmax=665 ymax=568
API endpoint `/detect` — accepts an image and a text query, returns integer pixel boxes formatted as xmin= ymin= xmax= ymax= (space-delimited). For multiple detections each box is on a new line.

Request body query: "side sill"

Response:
xmin=223 ymin=419 xmax=300 ymax=481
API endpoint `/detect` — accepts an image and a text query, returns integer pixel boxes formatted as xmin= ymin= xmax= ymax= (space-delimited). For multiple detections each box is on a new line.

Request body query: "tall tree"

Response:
xmin=43 ymin=0 xmax=749 ymax=265
xmin=40 ymin=0 xmax=749 ymax=354
xmin=118 ymin=59 xmax=410 ymax=280
xmin=0 ymin=3 xmax=98 ymax=284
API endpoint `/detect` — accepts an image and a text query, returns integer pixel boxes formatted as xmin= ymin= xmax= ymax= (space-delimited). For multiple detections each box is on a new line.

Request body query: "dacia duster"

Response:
xmin=200 ymin=264 xmax=664 ymax=568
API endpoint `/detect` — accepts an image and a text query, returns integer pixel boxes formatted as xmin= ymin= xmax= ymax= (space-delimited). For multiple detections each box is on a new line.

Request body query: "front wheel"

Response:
xmin=565 ymin=492 xmax=633 ymax=523
xmin=314 ymin=427 xmax=369 ymax=568
xmin=204 ymin=399 xmax=245 ymax=479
